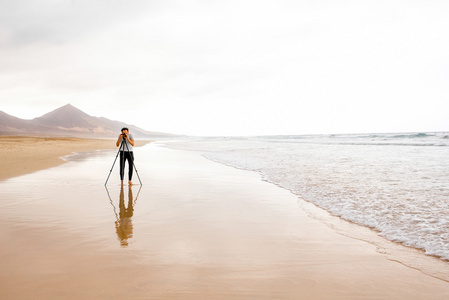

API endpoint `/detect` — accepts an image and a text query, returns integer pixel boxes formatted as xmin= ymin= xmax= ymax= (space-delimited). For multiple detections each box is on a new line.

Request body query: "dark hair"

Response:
xmin=121 ymin=127 xmax=129 ymax=132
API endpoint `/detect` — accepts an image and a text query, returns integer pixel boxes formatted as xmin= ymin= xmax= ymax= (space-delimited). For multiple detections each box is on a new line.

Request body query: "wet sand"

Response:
xmin=0 ymin=136 xmax=149 ymax=181
xmin=1 ymin=143 xmax=449 ymax=299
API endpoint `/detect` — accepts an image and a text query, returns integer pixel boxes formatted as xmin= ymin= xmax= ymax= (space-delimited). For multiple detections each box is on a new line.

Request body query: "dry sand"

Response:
xmin=1 ymin=138 xmax=449 ymax=299
xmin=0 ymin=135 xmax=149 ymax=181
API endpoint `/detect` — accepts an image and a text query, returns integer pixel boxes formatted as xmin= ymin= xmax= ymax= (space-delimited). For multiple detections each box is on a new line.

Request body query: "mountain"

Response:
xmin=0 ymin=104 xmax=173 ymax=138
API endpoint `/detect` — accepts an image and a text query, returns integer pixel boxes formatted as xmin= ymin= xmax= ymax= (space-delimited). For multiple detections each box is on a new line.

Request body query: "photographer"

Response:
xmin=116 ymin=127 xmax=135 ymax=186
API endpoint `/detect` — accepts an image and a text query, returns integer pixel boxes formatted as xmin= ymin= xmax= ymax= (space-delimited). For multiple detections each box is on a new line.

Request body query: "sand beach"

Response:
xmin=1 ymin=136 xmax=449 ymax=299
xmin=0 ymin=136 xmax=149 ymax=181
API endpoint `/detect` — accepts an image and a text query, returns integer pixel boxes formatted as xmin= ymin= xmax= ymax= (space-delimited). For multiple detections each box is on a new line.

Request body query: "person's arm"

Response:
xmin=127 ymin=135 xmax=135 ymax=147
xmin=116 ymin=134 xmax=123 ymax=147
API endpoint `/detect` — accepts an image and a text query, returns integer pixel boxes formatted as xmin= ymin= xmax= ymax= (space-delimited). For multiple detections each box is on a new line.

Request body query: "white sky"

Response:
xmin=1 ymin=0 xmax=448 ymax=136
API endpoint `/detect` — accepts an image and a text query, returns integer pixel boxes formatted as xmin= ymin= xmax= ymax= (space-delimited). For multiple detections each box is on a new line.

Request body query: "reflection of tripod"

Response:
xmin=105 ymin=135 xmax=142 ymax=186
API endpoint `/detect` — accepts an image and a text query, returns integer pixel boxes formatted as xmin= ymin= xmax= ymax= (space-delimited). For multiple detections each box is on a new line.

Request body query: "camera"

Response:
xmin=122 ymin=133 xmax=127 ymax=137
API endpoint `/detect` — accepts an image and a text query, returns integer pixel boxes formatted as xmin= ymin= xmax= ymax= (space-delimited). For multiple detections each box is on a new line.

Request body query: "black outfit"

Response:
xmin=119 ymin=151 xmax=134 ymax=181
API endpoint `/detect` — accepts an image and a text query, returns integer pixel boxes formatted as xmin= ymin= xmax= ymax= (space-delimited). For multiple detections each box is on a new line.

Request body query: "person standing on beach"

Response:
xmin=116 ymin=127 xmax=135 ymax=186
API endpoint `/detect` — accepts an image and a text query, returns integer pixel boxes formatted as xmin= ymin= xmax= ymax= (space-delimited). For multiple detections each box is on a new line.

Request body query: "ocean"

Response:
xmin=168 ymin=132 xmax=449 ymax=261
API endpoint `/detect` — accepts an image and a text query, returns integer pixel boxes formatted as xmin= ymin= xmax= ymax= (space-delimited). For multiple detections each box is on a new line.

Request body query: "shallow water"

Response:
xmin=0 ymin=144 xmax=306 ymax=256
xmin=167 ymin=132 xmax=449 ymax=261
xmin=1 ymin=150 xmax=131 ymax=250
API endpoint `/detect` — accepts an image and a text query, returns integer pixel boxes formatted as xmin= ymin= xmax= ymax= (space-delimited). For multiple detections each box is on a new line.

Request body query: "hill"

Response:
xmin=0 ymin=104 xmax=173 ymax=138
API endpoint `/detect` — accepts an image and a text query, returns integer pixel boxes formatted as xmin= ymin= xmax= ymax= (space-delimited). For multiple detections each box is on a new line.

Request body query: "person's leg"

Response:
xmin=127 ymin=152 xmax=134 ymax=185
xmin=119 ymin=151 xmax=125 ymax=185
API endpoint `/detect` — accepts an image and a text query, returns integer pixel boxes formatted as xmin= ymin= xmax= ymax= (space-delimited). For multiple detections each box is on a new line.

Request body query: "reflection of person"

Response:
xmin=116 ymin=127 xmax=135 ymax=186
xmin=115 ymin=186 xmax=134 ymax=247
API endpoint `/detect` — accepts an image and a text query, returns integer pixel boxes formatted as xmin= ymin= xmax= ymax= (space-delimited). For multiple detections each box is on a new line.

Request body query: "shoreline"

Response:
xmin=203 ymin=154 xmax=449 ymax=282
xmin=0 ymin=135 xmax=151 ymax=181
xmin=198 ymin=153 xmax=449 ymax=282
xmin=165 ymin=139 xmax=449 ymax=279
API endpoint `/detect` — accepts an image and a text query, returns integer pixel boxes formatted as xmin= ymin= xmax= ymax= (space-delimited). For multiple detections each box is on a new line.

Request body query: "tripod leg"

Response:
xmin=126 ymin=150 xmax=142 ymax=185
xmin=105 ymin=147 xmax=122 ymax=186
xmin=131 ymin=156 xmax=143 ymax=186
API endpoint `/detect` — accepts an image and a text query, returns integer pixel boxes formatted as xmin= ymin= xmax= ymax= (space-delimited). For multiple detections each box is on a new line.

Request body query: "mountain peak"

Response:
xmin=49 ymin=103 xmax=84 ymax=114
xmin=34 ymin=104 xmax=93 ymax=128
xmin=62 ymin=103 xmax=75 ymax=109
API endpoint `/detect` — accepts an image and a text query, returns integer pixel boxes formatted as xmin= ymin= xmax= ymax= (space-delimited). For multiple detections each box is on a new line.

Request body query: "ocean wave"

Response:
xmin=252 ymin=132 xmax=449 ymax=147
xmin=392 ymin=132 xmax=434 ymax=139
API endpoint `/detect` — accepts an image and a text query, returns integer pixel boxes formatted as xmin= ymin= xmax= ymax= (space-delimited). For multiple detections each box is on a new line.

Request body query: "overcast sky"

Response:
xmin=1 ymin=0 xmax=448 ymax=136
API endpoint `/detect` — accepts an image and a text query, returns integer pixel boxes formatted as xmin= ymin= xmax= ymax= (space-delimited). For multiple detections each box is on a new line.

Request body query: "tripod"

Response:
xmin=105 ymin=135 xmax=142 ymax=186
